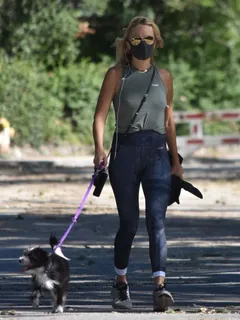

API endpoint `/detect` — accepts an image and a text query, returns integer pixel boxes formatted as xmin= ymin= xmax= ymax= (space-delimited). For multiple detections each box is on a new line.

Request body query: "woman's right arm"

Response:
xmin=92 ymin=66 xmax=120 ymax=168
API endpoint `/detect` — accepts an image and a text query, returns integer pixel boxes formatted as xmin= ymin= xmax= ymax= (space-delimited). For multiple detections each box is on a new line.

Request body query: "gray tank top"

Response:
xmin=112 ymin=64 xmax=167 ymax=134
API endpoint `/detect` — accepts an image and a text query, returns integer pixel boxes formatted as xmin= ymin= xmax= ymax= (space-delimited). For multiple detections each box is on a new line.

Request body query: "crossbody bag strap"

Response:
xmin=106 ymin=66 xmax=156 ymax=160
xmin=124 ymin=67 xmax=156 ymax=135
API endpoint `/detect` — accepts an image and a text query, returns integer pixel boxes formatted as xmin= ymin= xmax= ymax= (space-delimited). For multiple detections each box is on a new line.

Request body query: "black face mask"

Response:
xmin=129 ymin=41 xmax=154 ymax=60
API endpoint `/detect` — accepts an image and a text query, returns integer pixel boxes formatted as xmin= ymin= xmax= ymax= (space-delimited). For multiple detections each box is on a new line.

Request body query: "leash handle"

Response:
xmin=54 ymin=162 xmax=104 ymax=251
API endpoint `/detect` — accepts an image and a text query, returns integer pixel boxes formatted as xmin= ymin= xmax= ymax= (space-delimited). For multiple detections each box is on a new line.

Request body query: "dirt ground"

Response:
xmin=0 ymin=148 xmax=240 ymax=318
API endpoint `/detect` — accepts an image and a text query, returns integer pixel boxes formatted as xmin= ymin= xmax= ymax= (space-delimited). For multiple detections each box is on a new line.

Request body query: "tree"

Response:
xmin=0 ymin=0 xmax=79 ymax=69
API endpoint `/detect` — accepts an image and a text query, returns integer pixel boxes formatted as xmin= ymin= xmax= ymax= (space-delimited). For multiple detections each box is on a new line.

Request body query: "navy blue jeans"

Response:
xmin=109 ymin=130 xmax=171 ymax=277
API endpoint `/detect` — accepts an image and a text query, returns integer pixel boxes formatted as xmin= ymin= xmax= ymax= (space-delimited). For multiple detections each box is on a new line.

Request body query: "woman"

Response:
xmin=92 ymin=16 xmax=183 ymax=312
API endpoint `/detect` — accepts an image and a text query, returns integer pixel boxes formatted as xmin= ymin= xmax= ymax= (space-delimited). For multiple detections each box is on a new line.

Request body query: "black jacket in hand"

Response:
xmin=167 ymin=152 xmax=203 ymax=206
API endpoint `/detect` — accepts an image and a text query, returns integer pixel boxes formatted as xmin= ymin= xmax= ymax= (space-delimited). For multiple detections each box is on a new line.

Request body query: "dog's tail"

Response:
xmin=49 ymin=232 xmax=70 ymax=261
xmin=49 ymin=232 xmax=58 ymax=251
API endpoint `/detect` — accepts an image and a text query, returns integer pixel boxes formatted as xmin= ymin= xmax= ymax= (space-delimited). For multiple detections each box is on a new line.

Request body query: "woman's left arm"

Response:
xmin=160 ymin=68 xmax=184 ymax=177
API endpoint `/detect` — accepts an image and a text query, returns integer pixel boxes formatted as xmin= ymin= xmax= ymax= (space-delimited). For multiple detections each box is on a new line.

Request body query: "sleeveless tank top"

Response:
xmin=112 ymin=64 xmax=167 ymax=134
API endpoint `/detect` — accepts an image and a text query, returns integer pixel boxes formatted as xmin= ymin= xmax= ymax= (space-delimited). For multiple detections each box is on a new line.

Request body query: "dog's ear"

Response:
xmin=34 ymin=247 xmax=49 ymax=264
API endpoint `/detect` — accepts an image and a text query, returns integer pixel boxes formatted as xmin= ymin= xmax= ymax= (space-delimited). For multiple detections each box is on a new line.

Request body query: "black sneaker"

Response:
xmin=111 ymin=281 xmax=132 ymax=310
xmin=153 ymin=283 xmax=174 ymax=312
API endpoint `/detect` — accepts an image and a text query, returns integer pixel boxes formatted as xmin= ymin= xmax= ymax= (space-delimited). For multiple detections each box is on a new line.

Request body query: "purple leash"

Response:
xmin=54 ymin=162 xmax=103 ymax=252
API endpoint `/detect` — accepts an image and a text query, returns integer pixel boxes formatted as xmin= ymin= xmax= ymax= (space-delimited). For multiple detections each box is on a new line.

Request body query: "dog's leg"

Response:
xmin=61 ymin=282 xmax=68 ymax=309
xmin=31 ymin=276 xmax=41 ymax=308
xmin=62 ymin=294 xmax=67 ymax=308
xmin=50 ymin=289 xmax=58 ymax=312
xmin=52 ymin=287 xmax=64 ymax=313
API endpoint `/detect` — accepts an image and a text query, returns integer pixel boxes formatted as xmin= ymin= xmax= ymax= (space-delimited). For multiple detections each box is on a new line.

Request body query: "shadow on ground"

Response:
xmin=0 ymin=156 xmax=239 ymax=180
xmin=0 ymin=210 xmax=239 ymax=313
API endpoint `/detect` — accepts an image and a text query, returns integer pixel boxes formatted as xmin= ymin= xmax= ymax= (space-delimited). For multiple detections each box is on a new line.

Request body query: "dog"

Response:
xmin=19 ymin=233 xmax=70 ymax=313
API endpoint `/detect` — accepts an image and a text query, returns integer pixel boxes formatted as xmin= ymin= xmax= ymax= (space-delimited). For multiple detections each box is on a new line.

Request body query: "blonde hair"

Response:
xmin=115 ymin=16 xmax=164 ymax=65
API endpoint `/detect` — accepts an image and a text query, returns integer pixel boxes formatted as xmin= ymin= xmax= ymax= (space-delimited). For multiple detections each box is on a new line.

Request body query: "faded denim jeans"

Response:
xmin=109 ymin=130 xmax=171 ymax=278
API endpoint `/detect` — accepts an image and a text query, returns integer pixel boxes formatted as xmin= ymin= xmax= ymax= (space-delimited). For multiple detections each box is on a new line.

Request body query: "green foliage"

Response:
xmin=0 ymin=52 xmax=116 ymax=147
xmin=51 ymin=57 xmax=115 ymax=145
xmin=0 ymin=0 xmax=239 ymax=148
xmin=0 ymin=0 xmax=79 ymax=69
xmin=79 ymin=0 xmax=110 ymax=16
xmin=204 ymin=121 xmax=239 ymax=135
xmin=0 ymin=52 xmax=64 ymax=147
xmin=159 ymin=55 xmax=198 ymax=111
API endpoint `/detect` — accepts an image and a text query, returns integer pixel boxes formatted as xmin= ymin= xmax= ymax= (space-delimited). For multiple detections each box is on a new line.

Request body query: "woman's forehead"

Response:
xmin=129 ymin=24 xmax=154 ymax=38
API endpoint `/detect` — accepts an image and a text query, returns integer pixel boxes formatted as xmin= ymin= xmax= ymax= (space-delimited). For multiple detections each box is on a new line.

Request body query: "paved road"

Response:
xmin=0 ymin=157 xmax=239 ymax=319
xmin=0 ymin=154 xmax=239 ymax=179
xmin=1 ymin=312 xmax=240 ymax=320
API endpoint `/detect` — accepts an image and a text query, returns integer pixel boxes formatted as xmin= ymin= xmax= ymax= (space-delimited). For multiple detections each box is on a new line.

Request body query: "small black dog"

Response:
xmin=19 ymin=233 xmax=70 ymax=313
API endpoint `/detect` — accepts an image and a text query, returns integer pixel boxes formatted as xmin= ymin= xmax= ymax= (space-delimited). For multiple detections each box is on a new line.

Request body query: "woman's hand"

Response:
xmin=93 ymin=149 xmax=108 ymax=169
xmin=171 ymin=161 xmax=184 ymax=178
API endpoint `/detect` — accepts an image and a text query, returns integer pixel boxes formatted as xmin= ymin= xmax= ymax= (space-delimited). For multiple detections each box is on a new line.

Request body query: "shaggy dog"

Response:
xmin=19 ymin=234 xmax=70 ymax=313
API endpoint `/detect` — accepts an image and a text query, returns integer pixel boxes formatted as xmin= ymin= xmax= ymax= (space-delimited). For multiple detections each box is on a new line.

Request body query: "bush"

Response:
xmin=157 ymin=55 xmax=240 ymax=135
xmin=0 ymin=0 xmax=79 ymax=69
xmin=0 ymin=52 xmax=117 ymax=148
xmin=163 ymin=55 xmax=198 ymax=111
xmin=0 ymin=53 xmax=65 ymax=147
xmin=51 ymin=57 xmax=116 ymax=147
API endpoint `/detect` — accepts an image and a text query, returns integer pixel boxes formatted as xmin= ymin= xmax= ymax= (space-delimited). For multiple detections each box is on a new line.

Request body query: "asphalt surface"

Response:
xmin=0 ymin=155 xmax=239 ymax=319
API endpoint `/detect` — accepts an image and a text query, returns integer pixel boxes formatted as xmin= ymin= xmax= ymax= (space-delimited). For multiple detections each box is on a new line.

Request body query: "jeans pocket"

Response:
xmin=155 ymin=147 xmax=171 ymax=174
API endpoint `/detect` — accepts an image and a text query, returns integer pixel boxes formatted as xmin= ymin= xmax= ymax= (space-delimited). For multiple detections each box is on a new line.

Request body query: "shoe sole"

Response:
xmin=154 ymin=292 xmax=174 ymax=312
xmin=112 ymin=302 xmax=132 ymax=311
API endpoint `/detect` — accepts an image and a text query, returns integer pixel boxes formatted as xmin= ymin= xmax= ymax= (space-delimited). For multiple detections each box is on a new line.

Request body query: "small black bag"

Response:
xmin=93 ymin=167 xmax=108 ymax=197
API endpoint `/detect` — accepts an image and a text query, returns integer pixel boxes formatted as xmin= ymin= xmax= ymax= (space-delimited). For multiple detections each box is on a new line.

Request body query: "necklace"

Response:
xmin=131 ymin=64 xmax=151 ymax=73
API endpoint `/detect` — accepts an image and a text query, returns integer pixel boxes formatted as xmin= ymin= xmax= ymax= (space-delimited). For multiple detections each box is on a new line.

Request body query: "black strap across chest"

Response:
xmin=124 ymin=67 xmax=156 ymax=135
